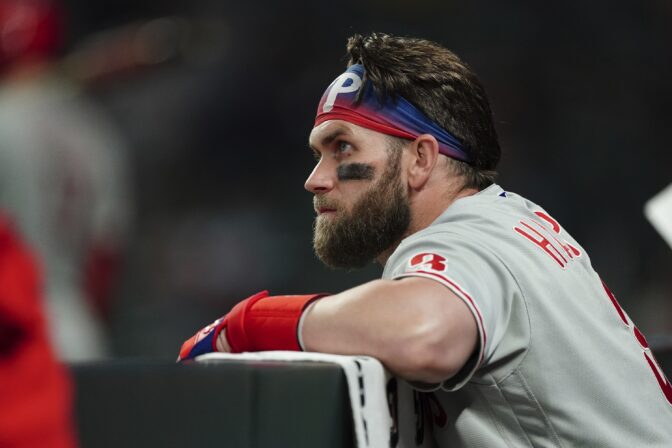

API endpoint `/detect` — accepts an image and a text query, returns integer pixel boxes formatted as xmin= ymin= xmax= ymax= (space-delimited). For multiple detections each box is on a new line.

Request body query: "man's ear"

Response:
xmin=407 ymin=134 xmax=440 ymax=190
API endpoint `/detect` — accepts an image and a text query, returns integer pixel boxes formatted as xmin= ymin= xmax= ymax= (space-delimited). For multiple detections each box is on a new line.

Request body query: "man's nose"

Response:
xmin=304 ymin=160 xmax=335 ymax=194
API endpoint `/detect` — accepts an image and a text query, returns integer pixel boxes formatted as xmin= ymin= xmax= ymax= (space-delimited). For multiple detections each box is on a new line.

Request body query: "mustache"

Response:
xmin=313 ymin=196 xmax=341 ymax=211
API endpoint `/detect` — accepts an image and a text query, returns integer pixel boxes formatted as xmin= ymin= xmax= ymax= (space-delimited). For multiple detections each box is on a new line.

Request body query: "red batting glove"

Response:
xmin=177 ymin=290 xmax=327 ymax=361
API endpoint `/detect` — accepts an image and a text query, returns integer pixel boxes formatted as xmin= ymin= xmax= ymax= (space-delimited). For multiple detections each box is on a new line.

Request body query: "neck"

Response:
xmin=375 ymin=178 xmax=479 ymax=265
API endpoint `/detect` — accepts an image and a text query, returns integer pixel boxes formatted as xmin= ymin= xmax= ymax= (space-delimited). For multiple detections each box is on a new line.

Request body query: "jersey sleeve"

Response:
xmin=384 ymin=230 xmax=518 ymax=391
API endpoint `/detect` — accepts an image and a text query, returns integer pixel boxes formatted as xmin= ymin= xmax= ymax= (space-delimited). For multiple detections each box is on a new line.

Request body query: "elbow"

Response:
xmin=393 ymin=322 xmax=475 ymax=384
xmin=400 ymin=342 xmax=463 ymax=384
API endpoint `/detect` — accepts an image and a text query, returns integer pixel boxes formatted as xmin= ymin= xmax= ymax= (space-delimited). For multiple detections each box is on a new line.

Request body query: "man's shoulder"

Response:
xmin=384 ymin=184 xmax=578 ymax=275
xmin=416 ymin=184 xmax=533 ymax=240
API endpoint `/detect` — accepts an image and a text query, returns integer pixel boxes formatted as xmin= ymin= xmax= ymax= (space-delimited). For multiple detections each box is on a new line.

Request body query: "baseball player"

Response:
xmin=179 ymin=33 xmax=672 ymax=446
xmin=0 ymin=0 xmax=132 ymax=360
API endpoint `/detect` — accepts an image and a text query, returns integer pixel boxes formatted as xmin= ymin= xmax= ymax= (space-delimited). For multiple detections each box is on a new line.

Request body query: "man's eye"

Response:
xmin=336 ymin=141 xmax=352 ymax=153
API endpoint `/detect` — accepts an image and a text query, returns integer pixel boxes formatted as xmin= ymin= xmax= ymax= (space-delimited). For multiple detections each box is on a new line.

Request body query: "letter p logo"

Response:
xmin=322 ymin=72 xmax=362 ymax=113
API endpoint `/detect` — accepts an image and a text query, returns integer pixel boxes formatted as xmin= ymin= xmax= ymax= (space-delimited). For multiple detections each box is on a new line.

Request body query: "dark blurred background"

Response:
xmin=52 ymin=0 xmax=672 ymax=358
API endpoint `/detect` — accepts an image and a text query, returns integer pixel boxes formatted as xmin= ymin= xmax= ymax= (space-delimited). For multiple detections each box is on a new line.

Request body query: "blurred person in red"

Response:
xmin=0 ymin=213 xmax=76 ymax=448
xmin=0 ymin=0 xmax=132 ymax=360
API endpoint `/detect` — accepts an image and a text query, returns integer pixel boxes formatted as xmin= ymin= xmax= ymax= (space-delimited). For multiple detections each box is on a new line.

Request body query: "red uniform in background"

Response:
xmin=0 ymin=214 xmax=75 ymax=448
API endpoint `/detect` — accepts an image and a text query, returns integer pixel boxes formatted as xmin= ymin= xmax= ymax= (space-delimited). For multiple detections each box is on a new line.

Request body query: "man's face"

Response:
xmin=305 ymin=121 xmax=411 ymax=268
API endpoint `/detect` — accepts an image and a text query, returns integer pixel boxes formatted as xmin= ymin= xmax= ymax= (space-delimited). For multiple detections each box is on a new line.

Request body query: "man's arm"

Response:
xmin=301 ymin=277 xmax=477 ymax=384
xmin=194 ymin=276 xmax=478 ymax=385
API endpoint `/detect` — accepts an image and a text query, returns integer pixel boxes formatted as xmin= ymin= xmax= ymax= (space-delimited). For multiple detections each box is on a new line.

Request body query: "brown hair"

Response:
xmin=346 ymin=33 xmax=500 ymax=189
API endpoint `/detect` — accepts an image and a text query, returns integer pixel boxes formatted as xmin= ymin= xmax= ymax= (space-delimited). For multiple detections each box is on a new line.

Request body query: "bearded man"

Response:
xmin=179 ymin=33 xmax=672 ymax=447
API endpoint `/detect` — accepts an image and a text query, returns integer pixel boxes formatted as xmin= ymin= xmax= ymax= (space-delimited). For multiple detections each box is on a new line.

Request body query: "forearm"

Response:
xmin=301 ymin=278 xmax=477 ymax=383
xmin=179 ymin=277 xmax=478 ymax=383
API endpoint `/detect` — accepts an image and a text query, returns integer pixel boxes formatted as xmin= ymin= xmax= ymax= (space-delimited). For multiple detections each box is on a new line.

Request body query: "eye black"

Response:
xmin=337 ymin=163 xmax=375 ymax=181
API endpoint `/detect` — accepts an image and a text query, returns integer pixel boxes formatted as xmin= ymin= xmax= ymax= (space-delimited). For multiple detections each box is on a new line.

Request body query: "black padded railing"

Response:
xmin=71 ymin=360 xmax=355 ymax=448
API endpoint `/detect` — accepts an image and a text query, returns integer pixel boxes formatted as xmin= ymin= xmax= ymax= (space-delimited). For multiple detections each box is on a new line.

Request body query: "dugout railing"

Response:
xmin=72 ymin=346 xmax=672 ymax=448
xmin=72 ymin=360 xmax=354 ymax=448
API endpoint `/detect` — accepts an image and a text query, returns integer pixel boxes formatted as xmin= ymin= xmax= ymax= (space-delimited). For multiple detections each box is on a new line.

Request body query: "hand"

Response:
xmin=177 ymin=316 xmax=228 ymax=362
xmin=177 ymin=291 xmax=270 ymax=361
xmin=178 ymin=290 xmax=325 ymax=361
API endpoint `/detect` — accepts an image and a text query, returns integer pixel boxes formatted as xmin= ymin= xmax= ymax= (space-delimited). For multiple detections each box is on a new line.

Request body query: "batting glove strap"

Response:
xmin=227 ymin=291 xmax=328 ymax=353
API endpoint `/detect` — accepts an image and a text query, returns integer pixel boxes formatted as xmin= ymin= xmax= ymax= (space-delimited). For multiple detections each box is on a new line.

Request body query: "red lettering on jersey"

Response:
xmin=534 ymin=212 xmax=581 ymax=257
xmin=534 ymin=211 xmax=561 ymax=233
xmin=514 ymin=211 xmax=581 ymax=268
xmin=645 ymin=353 xmax=672 ymax=404
xmin=601 ymin=280 xmax=672 ymax=405
xmin=515 ymin=221 xmax=567 ymax=267
xmin=602 ymin=282 xmax=628 ymax=325
xmin=409 ymin=253 xmax=447 ymax=273
xmin=633 ymin=326 xmax=649 ymax=349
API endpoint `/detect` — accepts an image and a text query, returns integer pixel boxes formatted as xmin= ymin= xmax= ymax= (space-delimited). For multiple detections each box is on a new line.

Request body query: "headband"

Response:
xmin=314 ymin=64 xmax=471 ymax=163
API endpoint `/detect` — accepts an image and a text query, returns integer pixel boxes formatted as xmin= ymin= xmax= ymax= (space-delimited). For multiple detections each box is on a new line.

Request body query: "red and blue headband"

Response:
xmin=314 ymin=64 xmax=471 ymax=163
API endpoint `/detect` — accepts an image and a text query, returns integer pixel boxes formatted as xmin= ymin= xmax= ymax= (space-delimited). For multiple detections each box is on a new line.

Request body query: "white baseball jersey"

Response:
xmin=382 ymin=184 xmax=672 ymax=447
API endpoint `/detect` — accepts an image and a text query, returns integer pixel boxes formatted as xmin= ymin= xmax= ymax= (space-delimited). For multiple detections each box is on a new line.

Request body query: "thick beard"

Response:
xmin=312 ymin=153 xmax=411 ymax=269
